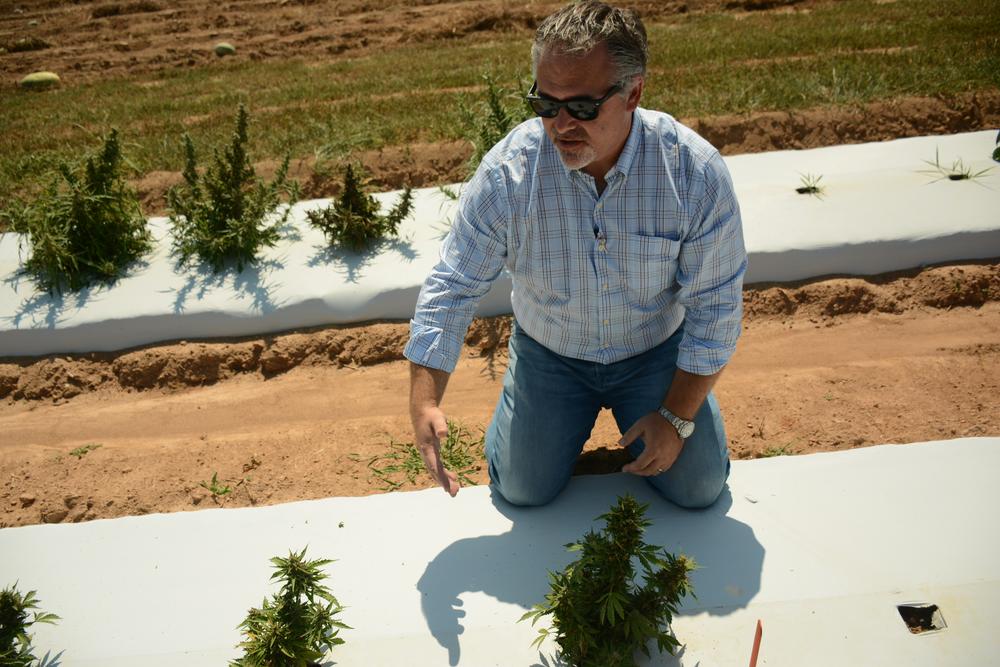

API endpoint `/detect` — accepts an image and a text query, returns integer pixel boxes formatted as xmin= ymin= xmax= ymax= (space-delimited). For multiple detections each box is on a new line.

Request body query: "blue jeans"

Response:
xmin=485 ymin=323 xmax=730 ymax=508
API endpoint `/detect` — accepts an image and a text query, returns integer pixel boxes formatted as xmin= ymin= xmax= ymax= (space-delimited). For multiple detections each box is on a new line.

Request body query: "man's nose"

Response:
xmin=553 ymin=107 xmax=577 ymax=132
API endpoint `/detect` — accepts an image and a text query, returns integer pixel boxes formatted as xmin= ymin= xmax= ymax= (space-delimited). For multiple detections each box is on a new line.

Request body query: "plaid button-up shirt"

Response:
xmin=404 ymin=108 xmax=746 ymax=375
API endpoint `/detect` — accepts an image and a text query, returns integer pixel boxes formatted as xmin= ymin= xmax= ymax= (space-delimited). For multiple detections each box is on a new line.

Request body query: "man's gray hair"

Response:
xmin=531 ymin=0 xmax=648 ymax=89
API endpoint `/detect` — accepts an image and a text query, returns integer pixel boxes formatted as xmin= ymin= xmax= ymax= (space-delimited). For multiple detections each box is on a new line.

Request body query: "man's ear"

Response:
xmin=626 ymin=76 xmax=644 ymax=111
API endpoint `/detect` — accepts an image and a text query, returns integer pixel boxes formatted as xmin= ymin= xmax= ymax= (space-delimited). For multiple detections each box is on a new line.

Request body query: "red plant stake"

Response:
xmin=749 ymin=619 xmax=763 ymax=667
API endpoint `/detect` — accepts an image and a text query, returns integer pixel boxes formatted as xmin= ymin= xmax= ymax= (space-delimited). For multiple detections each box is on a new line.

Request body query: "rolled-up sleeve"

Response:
xmin=676 ymin=152 xmax=747 ymax=375
xmin=403 ymin=165 xmax=510 ymax=373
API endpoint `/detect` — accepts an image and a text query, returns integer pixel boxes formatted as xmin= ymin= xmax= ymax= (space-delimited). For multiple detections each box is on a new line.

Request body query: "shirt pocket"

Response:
xmin=625 ymin=233 xmax=681 ymax=307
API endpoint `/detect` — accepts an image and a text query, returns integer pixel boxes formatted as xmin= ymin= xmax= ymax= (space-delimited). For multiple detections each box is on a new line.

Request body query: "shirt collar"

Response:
xmin=607 ymin=109 xmax=642 ymax=181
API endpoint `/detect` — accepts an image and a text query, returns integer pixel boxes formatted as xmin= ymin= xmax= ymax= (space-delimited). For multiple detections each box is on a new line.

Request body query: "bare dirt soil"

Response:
xmin=2 ymin=261 xmax=998 ymax=528
xmin=0 ymin=0 xmax=809 ymax=85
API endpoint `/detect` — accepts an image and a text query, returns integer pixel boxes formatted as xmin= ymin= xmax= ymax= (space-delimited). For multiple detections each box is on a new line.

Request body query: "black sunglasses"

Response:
xmin=524 ymin=81 xmax=623 ymax=121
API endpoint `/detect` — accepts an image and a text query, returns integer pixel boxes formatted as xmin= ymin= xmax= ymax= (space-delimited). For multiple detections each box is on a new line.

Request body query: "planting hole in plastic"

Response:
xmin=897 ymin=603 xmax=946 ymax=634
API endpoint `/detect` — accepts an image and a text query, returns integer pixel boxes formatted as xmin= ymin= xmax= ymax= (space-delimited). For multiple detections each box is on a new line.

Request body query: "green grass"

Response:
xmin=362 ymin=420 xmax=485 ymax=491
xmin=1 ymin=0 xmax=997 ymax=209
xmin=760 ymin=445 xmax=795 ymax=458
xmin=69 ymin=443 xmax=102 ymax=459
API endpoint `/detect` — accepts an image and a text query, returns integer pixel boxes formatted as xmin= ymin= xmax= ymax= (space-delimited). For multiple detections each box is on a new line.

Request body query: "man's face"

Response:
xmin=534 ymin=42 xmax=643 ymax=178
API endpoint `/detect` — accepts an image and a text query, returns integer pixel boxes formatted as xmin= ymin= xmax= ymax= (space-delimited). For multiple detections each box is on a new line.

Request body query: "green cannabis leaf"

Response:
xmin=457 ymin=70 xmax=531 ymax=176
xmin=168 ymin=103 xmax=299 ymax=272
xmin=305 ymin=163 xmax=413 ymax=252
xmin=520 ymin=494 xmax=695 ymax=667
xmin=231 ymin=547 xmax=349 ymax=667
xmin=4 ymin=129 xmax=152 ymax=294
xmin=0 ymin=583 xmax=60 ymax=667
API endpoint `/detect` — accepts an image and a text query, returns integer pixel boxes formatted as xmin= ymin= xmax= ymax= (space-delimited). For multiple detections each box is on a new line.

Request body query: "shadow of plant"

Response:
xmin=169 ymin=256 xmax=287 ymax=316
xmin=307 ymin=235 xmax=418 ymax=284
xmin=418 ymin=484 xmax=762 ymax=666
xmin=3 ymin=248 xmax=152 ymax=332
xmin=38 ymin=649 xmax=66 ymax=667
xmin=5 ymin=271 xmax=96 ymax=331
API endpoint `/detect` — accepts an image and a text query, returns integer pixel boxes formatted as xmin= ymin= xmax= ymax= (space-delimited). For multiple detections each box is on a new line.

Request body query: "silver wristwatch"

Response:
xmin=658 ymin=407 xmax=695 ymax=439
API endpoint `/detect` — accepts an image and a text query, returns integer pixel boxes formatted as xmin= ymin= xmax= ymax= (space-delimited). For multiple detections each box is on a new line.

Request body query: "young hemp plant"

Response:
xmin=4 ymin=128 xmax=152 ymax=294
xmin=231 ymin=547 xmax=349 ymax=667
xmin=457 ymin=70 xmax=531 ymax=176
xmin=795 ymin=173 xmax=825 ymax=199
xmin=168 ymin=103 xmax=299 ymax=272
xmin=919 ymin=147 xmax=993 ymax=182
xmin=0 ymin=583 xmax=60 ymax=667
xmin=305 ymin=164 xmax=413 ymax=252
xmin=520 ymin=494 xmax=695 ymax=667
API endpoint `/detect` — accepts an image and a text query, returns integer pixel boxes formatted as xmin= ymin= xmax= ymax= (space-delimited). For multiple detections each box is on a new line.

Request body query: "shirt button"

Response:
xmin=598 ymin=242 xmax=606 ymax=251
xmin=602 ymin=283 xmax=609 ymax=290
xmin=603 ymin=319 xmax=609 ymax=325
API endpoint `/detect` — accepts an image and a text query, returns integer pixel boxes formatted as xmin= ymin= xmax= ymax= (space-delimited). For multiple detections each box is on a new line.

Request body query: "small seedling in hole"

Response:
xmin=795 ymin=173 xmax=825 ymax=198
xmin=231 ymin=547 xmax=349 ymax=666
xmin=920 ymin=147 xmax=993 ymax=182
xmin=521 ymin=494 xmax=695 ymax=666
xmin=897 ymin=603 xmax=946 ymax=634
xmin=200 ymin=472 xmax=232 ymax=497
xmin=0 ymin=582 xmax=60 ymax=667
xmin=992 ymin=131 xmax=1000 ymax=163
xmin=69 ymin=443 xmax=102 ymax=459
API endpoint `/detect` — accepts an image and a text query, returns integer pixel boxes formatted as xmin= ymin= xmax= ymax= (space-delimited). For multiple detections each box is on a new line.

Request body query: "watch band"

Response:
xmin=657 ymin=406 xmax=695 ymax=439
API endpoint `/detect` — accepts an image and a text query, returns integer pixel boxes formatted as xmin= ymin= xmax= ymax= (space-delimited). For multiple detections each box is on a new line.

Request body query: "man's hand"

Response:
xmin=409 ymin=362 xmax=459 ymax=497
xmin=412 ymin=405 xmax=461 ymax=496
xmin=619 ymin=411 xmax=684 ymax=476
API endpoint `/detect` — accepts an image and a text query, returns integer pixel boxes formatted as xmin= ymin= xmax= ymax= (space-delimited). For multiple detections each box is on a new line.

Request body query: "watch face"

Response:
xmin=678 ymin=421 xmax=695 ymax=439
